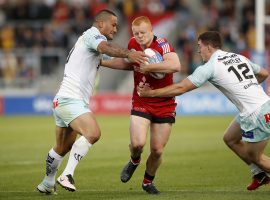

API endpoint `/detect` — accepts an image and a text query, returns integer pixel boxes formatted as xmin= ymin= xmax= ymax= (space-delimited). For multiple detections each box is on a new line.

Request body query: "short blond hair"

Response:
xmin=132 ymin=16 xmax=152 ymax=27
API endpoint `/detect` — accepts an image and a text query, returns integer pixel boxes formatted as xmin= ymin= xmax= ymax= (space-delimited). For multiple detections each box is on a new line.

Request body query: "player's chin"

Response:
xmin=138 ymin=40 xmax=146 ymax=45
xmin=106 ymin=35 xmax=113 ymax=40
xmin=108 ymin=34 xmax=114 ymax=40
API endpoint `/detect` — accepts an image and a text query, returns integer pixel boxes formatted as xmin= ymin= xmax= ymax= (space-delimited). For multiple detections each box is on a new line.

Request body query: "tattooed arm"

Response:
xmin=97 ymin=41 xmax=147 ymax=64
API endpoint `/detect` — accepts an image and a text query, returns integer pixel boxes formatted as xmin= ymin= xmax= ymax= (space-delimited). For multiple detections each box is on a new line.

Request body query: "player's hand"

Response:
xmin=139 ymin=63 xmax=150 ymax=74
xmin=127 ymin=51 xmax=148 ymax=64
xmin=137 ymin=84 xmax=152 ymax=97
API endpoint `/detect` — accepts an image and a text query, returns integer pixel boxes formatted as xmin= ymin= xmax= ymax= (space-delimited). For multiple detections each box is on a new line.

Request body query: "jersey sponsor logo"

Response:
xmin=217 ymin=53 xmax=238 ymax=61
xmin=222 ymin=57 xmax=242 ymax=66
xmin=157 ymin=41 xmax=167 ymax=48
xmin=138 ymin=76 xmax=150 ymax=88
xmin=242 ymin=131 xmax=254 ymax=139
xmin=52 ymin=99 xmax=58 ymax=109
xmin=94 ymin=35 xmax=106 ymax=40
xmin=264 ymin=113 xmax=270 ymax=123
xmin=243 ymin=81 xmax=258 ymax=89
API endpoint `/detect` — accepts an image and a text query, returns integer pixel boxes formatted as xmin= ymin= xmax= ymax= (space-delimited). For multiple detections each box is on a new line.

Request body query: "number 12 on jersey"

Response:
xmin=228 ymin=63 xmax=254 ymax=82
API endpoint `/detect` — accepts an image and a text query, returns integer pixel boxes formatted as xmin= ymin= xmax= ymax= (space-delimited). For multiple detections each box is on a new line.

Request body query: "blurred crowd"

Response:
xmin=0 ymin=0 xmax=270 ymax=88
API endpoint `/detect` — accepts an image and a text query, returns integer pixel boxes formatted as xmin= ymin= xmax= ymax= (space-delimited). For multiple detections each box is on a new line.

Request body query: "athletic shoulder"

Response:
xmin=188 ymin=61 xmax=214 ymax=87
xmin=128 ymin=37 xmax=138 ymax=50
xmin=82 ymin=27 xmax=107 ymax=51
xmin=83 ymin=27 xmax=106 ymax=40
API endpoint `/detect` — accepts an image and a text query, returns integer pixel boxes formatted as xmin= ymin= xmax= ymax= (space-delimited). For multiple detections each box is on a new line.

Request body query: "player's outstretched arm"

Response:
xmin=97 ymin=41 xmax=147 ymax=64
xmin=137 ymin=78 xmax=197 ymax=98
xmin=100 ymin=58 xmax=133 ymax=70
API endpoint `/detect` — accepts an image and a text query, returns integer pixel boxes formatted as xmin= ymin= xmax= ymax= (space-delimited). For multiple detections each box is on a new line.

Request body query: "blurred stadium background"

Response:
xmin=1 ymin=1 xmax=270 ymax=199
xmin=0 ymin=0 xmax=270 ymax=115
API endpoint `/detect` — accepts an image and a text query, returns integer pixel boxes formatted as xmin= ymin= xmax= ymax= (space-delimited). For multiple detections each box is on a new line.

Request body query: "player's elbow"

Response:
xmin=257 ymin=68 xmax=269 ymax=83
xmin=97 ymin=41 xmax=109 ymax=54
xmin=262 ymin=69 xmax=269 ymax=80
xmin=171 ymin=55 xmax=181 ymax=72
xmin=97 ymin=46 xmax=106 ymax=54
xmin=169 ymin=60 xmax=181 ymax=73
xmin=174 ymin=84 xmax=185 ymax=95
xmin=175 ymin=60 xmax=181 ymax=72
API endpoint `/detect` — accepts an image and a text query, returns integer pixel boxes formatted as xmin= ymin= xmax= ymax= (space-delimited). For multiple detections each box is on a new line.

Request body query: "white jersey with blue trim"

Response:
xmin=56 ymin=27 xmax=107 ymax=104
xmin=188 ymin=50 xmax=269 ymax=117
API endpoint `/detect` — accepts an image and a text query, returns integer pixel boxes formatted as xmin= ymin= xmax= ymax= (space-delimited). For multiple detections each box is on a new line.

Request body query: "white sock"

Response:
xmin=249 ymin=163 xmax=263 ymax=175
xmin=43 ymin=148 xmax=63 ymax=185
xmin=62 ymin=136 xmax=92 ymax=177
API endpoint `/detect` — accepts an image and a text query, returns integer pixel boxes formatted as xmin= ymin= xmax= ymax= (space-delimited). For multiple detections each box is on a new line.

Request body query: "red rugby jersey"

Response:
xmin=128 ymin=35 xmax=176 ymax=106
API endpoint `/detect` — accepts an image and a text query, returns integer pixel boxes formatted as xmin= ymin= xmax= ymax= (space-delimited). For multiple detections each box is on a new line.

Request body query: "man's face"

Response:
xmin=100 ymin=15 xmax=118 ymax=40
xmin=197 ymin=40 xmax=211 ymax=62
xmin=132 ymin=22 xmax=153 ymax=47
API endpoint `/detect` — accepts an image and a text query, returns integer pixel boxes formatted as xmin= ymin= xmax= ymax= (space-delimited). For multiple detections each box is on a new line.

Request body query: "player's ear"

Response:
xmin=97 ymin=20 xmax=104 ymax=29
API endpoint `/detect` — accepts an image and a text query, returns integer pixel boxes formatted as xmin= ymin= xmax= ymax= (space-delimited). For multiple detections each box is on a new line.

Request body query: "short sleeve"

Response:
xmin=82 ymin=28 xmax=107 ymax=51
xmin=156 ymin=38 xmax=174 ymax=55
xmin=102 ymin=54 xmax=113 ymax=60
xmin=247 ymin=59 xmax=262 ymax=74
xmin=187 ymin=63 xmax=214 ymax=87
xmin=127 ymin=37 xmax=136 ymax=50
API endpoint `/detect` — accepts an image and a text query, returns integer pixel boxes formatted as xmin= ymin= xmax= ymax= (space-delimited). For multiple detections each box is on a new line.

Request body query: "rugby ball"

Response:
xmin=144 ymin=48 xmax=165 ymax=79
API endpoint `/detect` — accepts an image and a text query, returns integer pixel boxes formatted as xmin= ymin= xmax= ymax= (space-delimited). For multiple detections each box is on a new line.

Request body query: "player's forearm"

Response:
xmin=150 ymin=84 xmax=185 ymax=97
xmin=101 ymin=58 xmax=132 ymax=70
xmin=147 ymin=60 xmax=180 ymax=73
xmin=144 ymin=55 xmax=181 ymax=73
xmin=148 ymin=78 xmax=197 ymax=97
xmin=98 ymin=42 xmax=130 ymax=58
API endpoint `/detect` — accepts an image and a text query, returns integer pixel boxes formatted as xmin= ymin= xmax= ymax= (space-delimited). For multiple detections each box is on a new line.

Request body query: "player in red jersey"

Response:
xmin=101 ymin=16 xmax=181 ymax=194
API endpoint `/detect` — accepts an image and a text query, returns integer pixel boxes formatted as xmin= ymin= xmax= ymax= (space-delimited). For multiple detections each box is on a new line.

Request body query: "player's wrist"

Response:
xmin=126 ymin=51 xmax=131 ymax=59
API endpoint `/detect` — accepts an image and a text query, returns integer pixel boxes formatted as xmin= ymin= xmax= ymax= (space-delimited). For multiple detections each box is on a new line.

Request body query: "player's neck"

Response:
xmin=140 ymin=45 xmax=147 ymax=50
xmin=205 ymin=49 xmax=218 ymax=62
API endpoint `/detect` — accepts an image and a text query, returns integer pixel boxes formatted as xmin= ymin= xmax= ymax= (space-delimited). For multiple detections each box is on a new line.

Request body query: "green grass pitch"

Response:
xmin=0 ymin=115 xmax=269 ymax=200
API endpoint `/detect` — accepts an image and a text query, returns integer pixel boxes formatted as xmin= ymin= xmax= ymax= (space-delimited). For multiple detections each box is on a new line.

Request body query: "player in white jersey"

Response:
xmin=138 ymin=31 xmax=270 ymax=190
xmin=37 ymin=9 xmax=147 ymax=194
